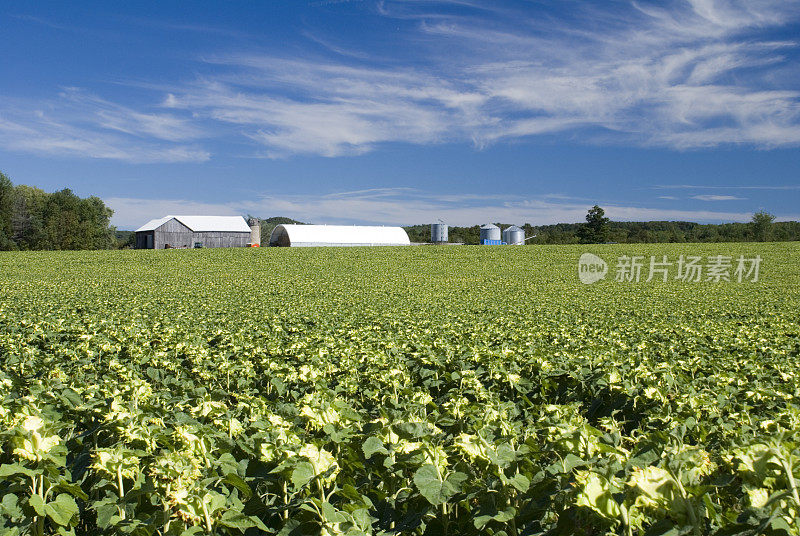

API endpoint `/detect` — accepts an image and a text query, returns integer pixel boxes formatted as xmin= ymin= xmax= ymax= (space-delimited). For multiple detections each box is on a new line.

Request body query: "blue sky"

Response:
xmin=1 ymin=0 xmax=799 ymax=228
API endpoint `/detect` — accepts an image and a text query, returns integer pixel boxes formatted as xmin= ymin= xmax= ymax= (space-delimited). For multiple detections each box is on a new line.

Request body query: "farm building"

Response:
xmin=135 ymin=215 xmax=258 ymax=249
xmin=269 ymin=224 xmax=410 ymax=247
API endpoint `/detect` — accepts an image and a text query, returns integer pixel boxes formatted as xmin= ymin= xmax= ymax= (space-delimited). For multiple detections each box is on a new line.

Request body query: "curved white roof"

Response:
xmin=136 ymin=215 xmax=250 ymax=233
xmin=270 ymin=224 xmax=410 ymax=247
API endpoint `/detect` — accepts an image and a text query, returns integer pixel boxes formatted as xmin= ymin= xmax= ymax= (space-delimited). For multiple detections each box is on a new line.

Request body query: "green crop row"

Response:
xmin=0 ymin=244 xmax=798 ymax=535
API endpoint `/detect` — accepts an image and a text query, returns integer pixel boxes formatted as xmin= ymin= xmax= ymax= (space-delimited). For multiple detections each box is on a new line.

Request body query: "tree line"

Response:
xmin=0 ymin=172 xmax=116 ymax=250
xmin=404 ymin=206 xmax=797 ymax=245
xmin=2 ymin=171 xmax=796 ymax=250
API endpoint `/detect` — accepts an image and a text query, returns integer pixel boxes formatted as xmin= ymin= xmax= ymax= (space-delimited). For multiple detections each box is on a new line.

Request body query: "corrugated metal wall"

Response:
xmin=193 ymin=232 xmax=250 ymax=248
xmin=154 ymin=219 xmax=194 ymax=249
xmin=135 ymin=231 xmax=154 ymax=249
xmin=134 ymin=219 xmax=250 ymax=249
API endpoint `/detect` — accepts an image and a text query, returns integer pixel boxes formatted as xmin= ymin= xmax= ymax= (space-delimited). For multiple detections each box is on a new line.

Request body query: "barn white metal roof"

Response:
xmin=135 ymin=216 xmax=172 ymax=232
xmin=135 ymin=215 xmax=251 ymax=233
xmin=269 ymin=224 xmax=410 ymax=247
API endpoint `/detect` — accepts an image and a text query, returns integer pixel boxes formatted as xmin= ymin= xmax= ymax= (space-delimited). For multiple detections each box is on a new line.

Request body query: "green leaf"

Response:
xmin=447 ymin=471 xmax=468 ymax=492
xmin=92 ymin=497 xmax=122 ymax=529
xmin=493 ymin=507 xmax=516 ymax=523
xmin=362 ymin=437 xmax=388 ymax=459
xmin=0 ymin=464 xmax=37 ymax=479
xmin=562 ymin=453 xmax=585 ymax=473
xmin=321 ymin=502 xmax=347 ymax=524
xmin=271 ymin=378 xmax=286 ymax=396
xmin=59 ymin=388 xmax=83 ymax=408
xmin=44 ymin=494 xmax=78 ymax=527
xmin=215 ymin=452 xmax=240 ymax=476
xmin=291 ymin=461 xmax=316 ymax=489
xmin=52 ymin=479 xmax=88 ymax=501
xmin=218 ymin=510 xmax=270 ymax=532
xmin=509 ymin=474 xmax=530 ymax=493
xmin=414 ymin=465 xmax=445 ymax=505
xmin=223 ymin=474 xmax=252 ymax=498
xmin=28 ymin=494 xmax=47 ymax=517
xmin=0 ymin=494 xmax=22 ymax=520
xmin=575 ymin=472 xmax=620 ymax=520
xmin=641 ymin=519 xmax=689 ymax=536
xmin=395 ymin=422 xmax=430 ymax=439
xmin=489 ymin=443 xmax=516 ymax=469
xmin=351 ymin=508 xmax=372 ymax=531
xmin=413 ymin=465 xmax=466 ymax=506
xmin=474 ymin=508 xmax=516 ymax=529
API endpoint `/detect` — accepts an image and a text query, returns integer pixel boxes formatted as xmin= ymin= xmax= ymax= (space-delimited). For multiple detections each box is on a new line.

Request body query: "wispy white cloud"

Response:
xmin=57 ymin=88 xmax=204 ymax=142
xmin=107 ymin=197 xmax=244 ymax=227
xmin=8 ymin=14 xmax=78 ymax=32
xmin=691 ymin=194 xmax=746 ymax=200
xmin=5 ymin=0 xmax=800 ymax=161
xmin=654 ymin=184 xmax=800 ymax=190
xmin=163 ymin=59 xmax=484 ymax=157
xmin=0 ymin=90 xmax=209 ymax=163
xmin=682 ymin=0 xmax=794 ymax=29
xmin=155 ymin=0 xmax=800 ymax=156
xmin=107 ymin=187 xmax=779 ymax=229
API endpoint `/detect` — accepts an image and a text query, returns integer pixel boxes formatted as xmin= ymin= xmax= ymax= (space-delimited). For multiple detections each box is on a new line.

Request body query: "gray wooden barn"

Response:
xmin=134 ymin=215 xmax=257 ymax=249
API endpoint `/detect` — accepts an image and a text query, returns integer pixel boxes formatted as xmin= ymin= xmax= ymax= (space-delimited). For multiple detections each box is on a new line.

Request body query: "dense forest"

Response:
xmin=404 ymin=219 xmax=800 ymax=245
xmin=0 ymin=173 xmax=116 ymax=250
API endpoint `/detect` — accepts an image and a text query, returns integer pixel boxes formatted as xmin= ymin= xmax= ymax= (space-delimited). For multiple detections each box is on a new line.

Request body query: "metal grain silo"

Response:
xmin=248 ymin=217 xmax=261 ymax=246
xmin=480 ymin=223 xmax=501 ymax=243
xmin=503 ymin=225 xmax=525 ymax=245
xmin=431 ymin=222 xmax=448 ymax=244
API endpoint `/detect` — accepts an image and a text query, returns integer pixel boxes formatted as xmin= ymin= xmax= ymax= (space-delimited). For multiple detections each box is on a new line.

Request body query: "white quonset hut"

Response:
xmin=135 ymin=215 xmax=253 ymax=249
xmin=269 ymin=224 xmax=410 ymax=247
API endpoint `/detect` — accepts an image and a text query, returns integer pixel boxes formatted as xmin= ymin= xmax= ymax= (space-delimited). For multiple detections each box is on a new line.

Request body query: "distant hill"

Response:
xmin=261 ymin=217 xmax=304 ymax=225
xmin=116 ymin=230 xmax=135 ymax=248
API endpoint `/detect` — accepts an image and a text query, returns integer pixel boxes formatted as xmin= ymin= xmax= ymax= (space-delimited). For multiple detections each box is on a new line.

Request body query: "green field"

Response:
xmin=1 ymin=244 xmax=799 ymax=535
